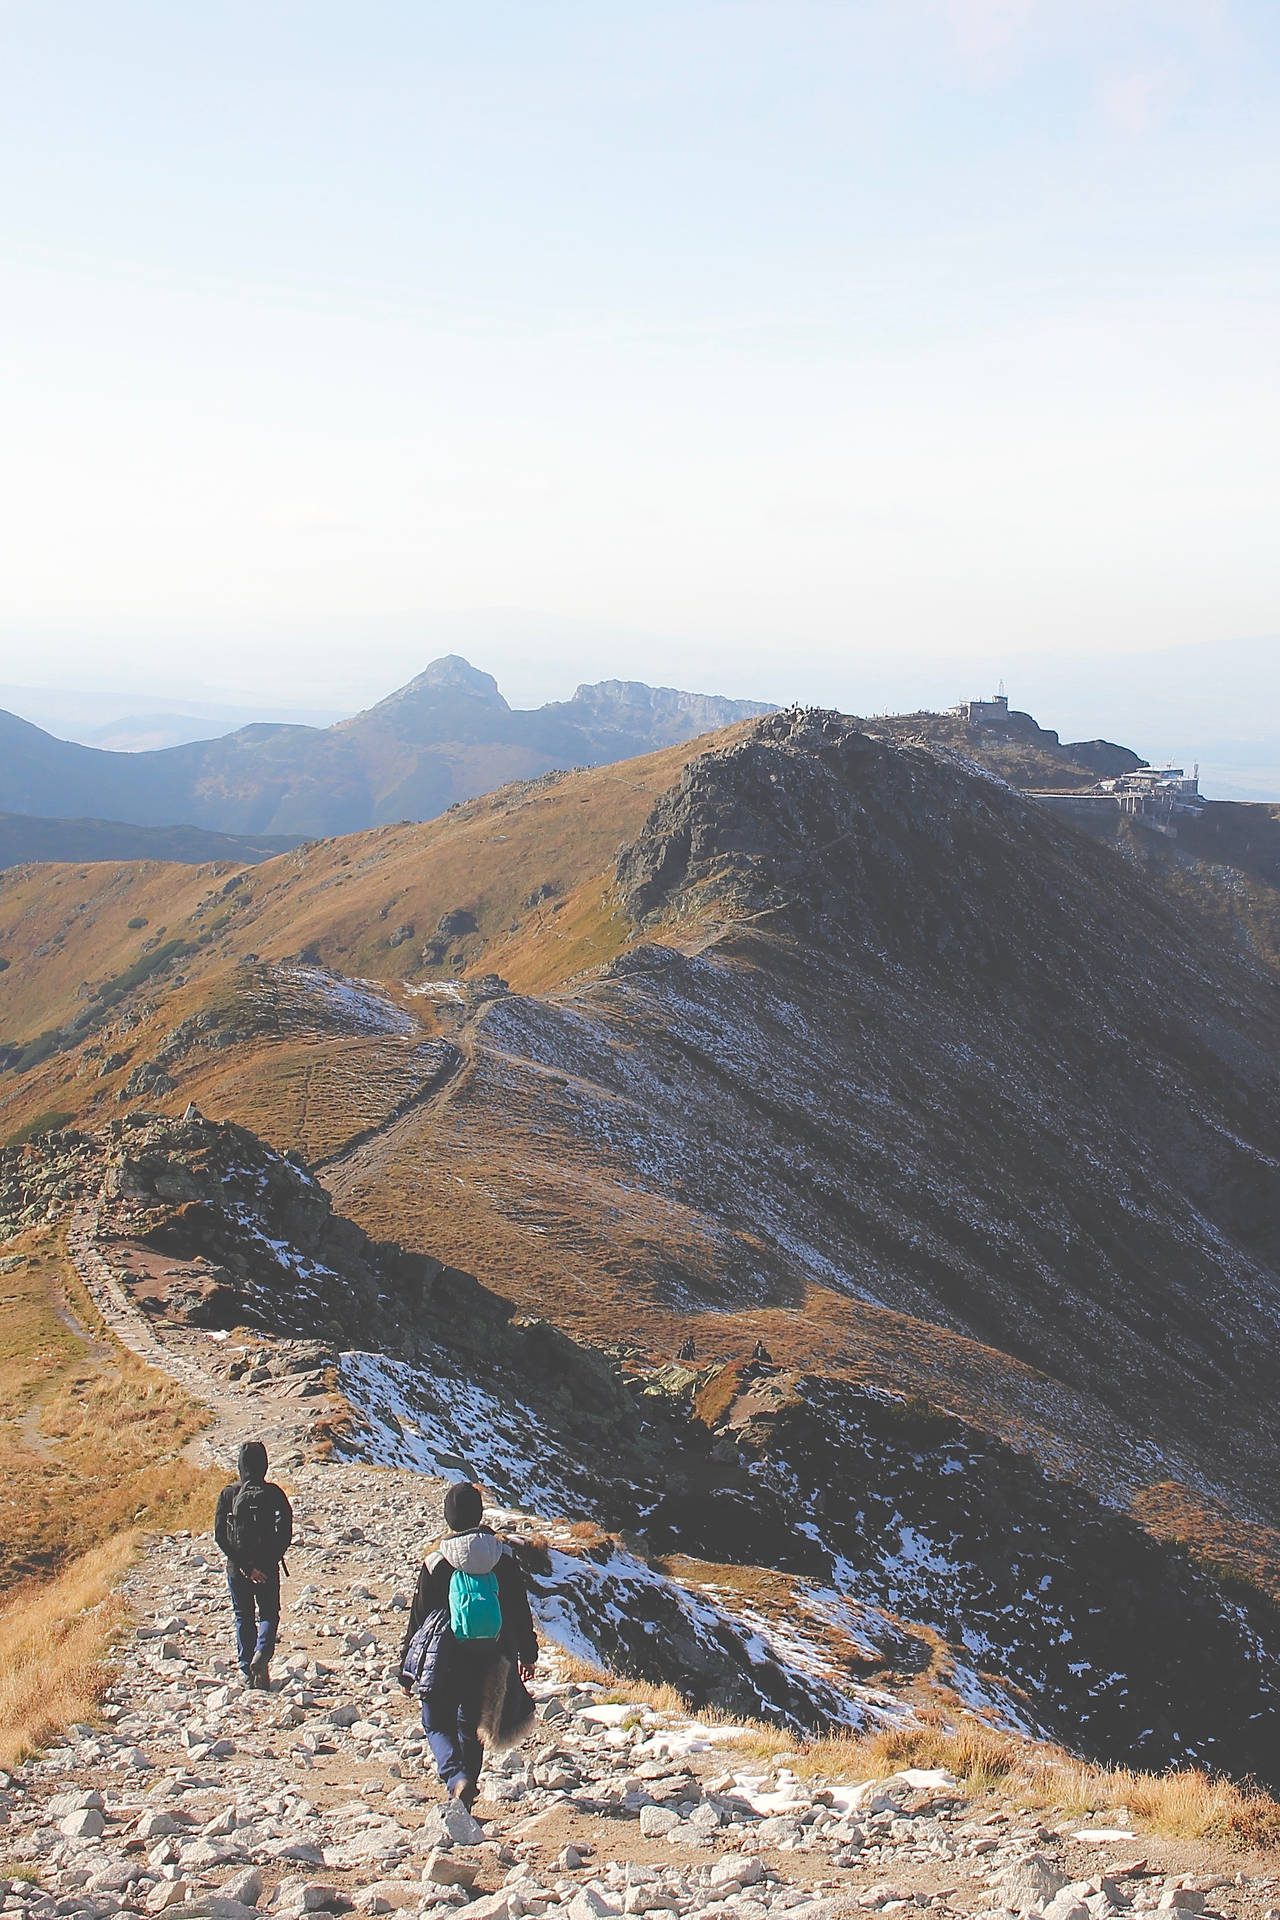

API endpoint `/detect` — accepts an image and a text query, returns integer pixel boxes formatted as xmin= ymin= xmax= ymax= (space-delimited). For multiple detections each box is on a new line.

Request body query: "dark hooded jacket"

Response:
xmin=399 ymin=1525 xmax=538 ymax=1750
xmin=213 ymin=1441 xmax=294 ymax=1575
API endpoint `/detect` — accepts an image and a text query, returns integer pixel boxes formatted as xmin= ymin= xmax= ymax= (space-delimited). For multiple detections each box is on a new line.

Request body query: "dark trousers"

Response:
xmin=227 ymin=1565 xmax=280 ymax=1673
xmin=421 ymin=1640 xmax=500 ymax=1794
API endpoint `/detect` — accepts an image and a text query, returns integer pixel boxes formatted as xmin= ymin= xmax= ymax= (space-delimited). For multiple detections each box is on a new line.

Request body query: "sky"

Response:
xmin=0 ymin=0 xmax=1277 ymax=719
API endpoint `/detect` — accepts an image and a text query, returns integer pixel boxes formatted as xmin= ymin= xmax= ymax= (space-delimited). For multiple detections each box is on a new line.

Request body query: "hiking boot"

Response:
xmin=449 ymin=1776 xmax=478 ymax=1813
xmin=249 ymin=1653 xmax=271 ymax=1690
xmin=240 ymin=1670 xmax=255 ymax=1690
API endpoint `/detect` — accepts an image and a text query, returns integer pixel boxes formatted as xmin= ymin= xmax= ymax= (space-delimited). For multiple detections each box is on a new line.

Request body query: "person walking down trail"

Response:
xmin=213 ymin=1440 xmax=293 ymax=1691
xmin=400 ymin=1482 xmax=538 ymax=1813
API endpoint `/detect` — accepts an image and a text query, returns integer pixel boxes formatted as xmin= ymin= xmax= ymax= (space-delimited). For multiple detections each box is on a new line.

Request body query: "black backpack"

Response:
xmin=227 ymin=1481 xmax=283 ymax=1571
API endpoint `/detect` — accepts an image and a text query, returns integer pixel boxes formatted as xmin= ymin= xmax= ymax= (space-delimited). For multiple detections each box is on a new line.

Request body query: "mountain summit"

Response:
xmin=358 ymin=653 xmax=509 ymax=714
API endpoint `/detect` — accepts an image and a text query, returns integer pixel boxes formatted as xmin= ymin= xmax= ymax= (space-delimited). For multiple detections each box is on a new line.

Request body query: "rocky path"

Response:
xmin=2 ymin=1233 xmax=1278 ymax=1920
xmin=65 ymin=1208 xmax=337 ymax=1474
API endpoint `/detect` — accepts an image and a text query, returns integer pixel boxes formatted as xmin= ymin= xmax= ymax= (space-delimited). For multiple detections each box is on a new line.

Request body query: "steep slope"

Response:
xmin=0 ymin=657 xmax=772 ymax=837
xmin=876 ymin=708 xmax=1280 ymax=975
xmin=316 ymin=719 xmax=1280 ymax=1533
xmin=1048 ymin=800 xmax=1280 ymax=978
xmin=4 ymin=1111 xmax=1280 ymax=1776
xmin=0 ymin=728 xmax=720 ymax=1087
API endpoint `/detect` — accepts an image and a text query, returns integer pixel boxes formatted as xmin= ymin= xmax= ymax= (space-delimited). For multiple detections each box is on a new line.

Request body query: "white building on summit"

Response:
xmin=954 ymin=692 xmax=1011 ymax=727
xmin=1098 ymin=764 xmax=1202 ymax=807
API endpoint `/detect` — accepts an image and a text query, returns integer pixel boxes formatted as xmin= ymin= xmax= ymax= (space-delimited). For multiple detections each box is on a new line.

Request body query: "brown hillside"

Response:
xmin=9 ymin=710 xmax=1280 ymax=1779
xmin=6 ymin=708 xmax=1280 ymax=1616
xmin=0 ymin=729 xmax=749 ymax=1148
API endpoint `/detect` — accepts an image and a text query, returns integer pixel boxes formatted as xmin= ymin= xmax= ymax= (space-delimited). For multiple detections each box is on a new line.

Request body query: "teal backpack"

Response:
xmin=449 ymin=1566 xmax=503 ymax=1640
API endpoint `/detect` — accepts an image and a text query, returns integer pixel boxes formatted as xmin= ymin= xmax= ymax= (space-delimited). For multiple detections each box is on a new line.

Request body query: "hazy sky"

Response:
xmin=1 ymin=1 xmax=1276 ymax=712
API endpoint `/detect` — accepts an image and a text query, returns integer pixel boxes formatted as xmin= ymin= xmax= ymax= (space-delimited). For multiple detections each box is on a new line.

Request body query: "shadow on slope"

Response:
xmin=3 ymin=1114 xmax=1280 ymax=1780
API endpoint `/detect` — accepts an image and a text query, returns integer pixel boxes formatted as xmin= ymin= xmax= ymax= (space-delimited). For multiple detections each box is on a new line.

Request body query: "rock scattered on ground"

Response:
xmin=4 ymin=1458 xmax=1279 ymax=1920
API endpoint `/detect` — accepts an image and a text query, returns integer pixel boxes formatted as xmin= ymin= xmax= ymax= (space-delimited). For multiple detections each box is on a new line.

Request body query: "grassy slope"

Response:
xmin=0 ymin=1228 xmax=215 ymax=1593
xmin=0 ymin=1226 xmax=221 ymax=1761
xmin=0 ymin=730 xmax=732 ymax=1144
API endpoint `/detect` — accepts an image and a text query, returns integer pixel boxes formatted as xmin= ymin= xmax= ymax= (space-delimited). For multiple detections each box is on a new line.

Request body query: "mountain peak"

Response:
xmin=390 ymin=655 xmax=508 ymax=706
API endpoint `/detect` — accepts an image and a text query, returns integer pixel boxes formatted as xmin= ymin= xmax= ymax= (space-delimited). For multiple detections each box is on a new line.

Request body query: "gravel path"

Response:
xmin=1 ymin=1225 xmax=1277 ymax=1920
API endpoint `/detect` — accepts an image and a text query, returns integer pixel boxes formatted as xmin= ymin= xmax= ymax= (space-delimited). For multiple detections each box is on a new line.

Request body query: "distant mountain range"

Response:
xmin=0 ymin=684 xmax=345 ymax=752
xmin=0 ymin=815 xmax=302 ymax=871
xmin=0 ymin=657 xmax=773 ymax=841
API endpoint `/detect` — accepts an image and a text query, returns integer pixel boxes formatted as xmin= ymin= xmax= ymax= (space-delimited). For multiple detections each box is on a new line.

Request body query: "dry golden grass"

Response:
xmin=0 ymin=1231 xmax=216 ymax=1595
xmin=0 ymin=1529 xmax=135 ymax=1766
xmin=553 ymin=1651 xmax=693 ymax=1718
xmin=0 ymin=1473 xmax=216 ymax=1768
xmin=0 ymin=727 xmax=726 ymax=1144
xmin=184 ymin=1036 xmax=432 ymax=1165
xmin=0 ymin=1231 xmax=224 ymax=1761
xmin=1131 ymin=1481 xmax=1280 ymax=1608
xmin=557 ymin=1656 xmax=1280 ymax=1851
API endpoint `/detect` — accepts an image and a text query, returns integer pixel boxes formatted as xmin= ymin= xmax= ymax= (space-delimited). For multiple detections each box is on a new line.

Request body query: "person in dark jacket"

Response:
xmin=213 ymin=1440 xmax=293 ymax=1690
xmin=399 ymin=1482 xmax=538 ymax=1811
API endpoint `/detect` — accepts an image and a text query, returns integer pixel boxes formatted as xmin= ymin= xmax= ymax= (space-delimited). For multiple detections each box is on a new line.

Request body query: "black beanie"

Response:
xmin=443 ymin=1482 xmax=483 ymax=1531
xmin=238 ymin=1440 xmax=268 ymax=1483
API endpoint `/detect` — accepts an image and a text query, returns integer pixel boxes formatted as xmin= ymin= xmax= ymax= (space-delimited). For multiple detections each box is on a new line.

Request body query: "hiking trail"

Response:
xmin=2 ymin=1223 xmax=1278 ymax=1920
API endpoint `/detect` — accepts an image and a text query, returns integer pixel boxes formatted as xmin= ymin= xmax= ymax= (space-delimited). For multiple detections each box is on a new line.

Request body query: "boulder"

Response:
xmin=419 ymin=1802 xmax=485 ymax=1848
xmin=998 ymin=1858 xmax=1070 ymax=1914
xmin=179 ymin=1900 xmax=263 ymax=1920
xmin=220 ymin=1868 xmax=264 ymax=1907
xmin=458 ymin=1897 xmax=511 ymax=1920
xmin=50 ymin=1791 xmax=105 ymax=1816
xmin=567 ymin=1893 xmax=619 ymax=1920
xmin=424 ymin=1852 xmax=477 ymax=1889
xmin=709 ymin=1858 xmax=764 ymax=1891
xmin=146 ymin=1883 xmax=190 ymax=1913
xmin=59 ymin=1808 xmax=106 ymax=1841
xmin=135 ymin=1812 xmax=185 ymax=1840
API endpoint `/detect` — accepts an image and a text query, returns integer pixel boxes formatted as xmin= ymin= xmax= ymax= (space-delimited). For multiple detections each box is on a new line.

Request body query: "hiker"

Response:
xmin=677 ymin=1336 xmax=696 ymax=1362
xmin=750 ymin=1338 xmax=772 ymax=1363
xmin=213 ymin=1440 xmax=293 ymax=1690
xmin=399 ymin=1482 xmax=538 ymax=1812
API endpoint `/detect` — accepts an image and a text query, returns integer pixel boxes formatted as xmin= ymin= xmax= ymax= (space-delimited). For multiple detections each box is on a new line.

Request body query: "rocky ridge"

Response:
xmin=5 ymin=1114 xmax=1280 ymax=1780
xmin=0 ymin=1115 xmax=976 ymax=1732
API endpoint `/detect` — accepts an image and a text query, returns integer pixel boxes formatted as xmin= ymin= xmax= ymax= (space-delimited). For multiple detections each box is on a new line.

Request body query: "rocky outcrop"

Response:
xmin=548 ymin=680 xmax=774 ymax=754
xmin=616 ymin=708 xmax=1035 ymax=934
xmin=1058 ymin=739 xmax=1145 ymax=779
xmin=654 ymin=1368 xmax=1280 ymax=1781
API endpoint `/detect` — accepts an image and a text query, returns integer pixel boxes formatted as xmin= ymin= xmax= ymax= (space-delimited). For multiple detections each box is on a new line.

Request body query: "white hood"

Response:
xmin=435 ymin=1529 xmax=505 ymax=1576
